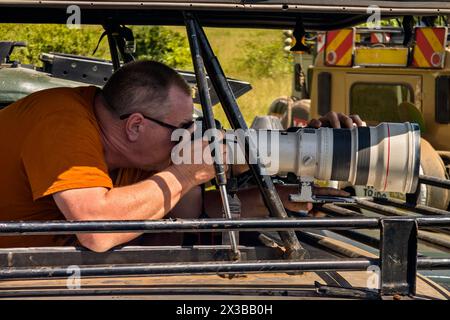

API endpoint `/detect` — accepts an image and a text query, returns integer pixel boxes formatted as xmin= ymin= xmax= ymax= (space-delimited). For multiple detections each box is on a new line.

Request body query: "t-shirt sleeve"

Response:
xmin=21 ymin=111 xmax=113 ymax=201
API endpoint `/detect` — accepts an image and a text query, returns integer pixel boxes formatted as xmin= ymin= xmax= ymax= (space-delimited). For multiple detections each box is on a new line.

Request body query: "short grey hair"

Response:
xmin=101 ymin=60 xmax=191 ymax=118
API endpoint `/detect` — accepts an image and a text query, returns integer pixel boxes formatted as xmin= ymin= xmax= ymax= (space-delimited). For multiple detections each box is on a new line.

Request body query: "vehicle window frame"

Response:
xmin=349 ymin=81 xmax=415 ymax=123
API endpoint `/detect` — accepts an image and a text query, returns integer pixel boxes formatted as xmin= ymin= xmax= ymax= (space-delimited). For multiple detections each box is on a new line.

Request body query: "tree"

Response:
xmin=0 ymin=24 xmax=191 ymax=69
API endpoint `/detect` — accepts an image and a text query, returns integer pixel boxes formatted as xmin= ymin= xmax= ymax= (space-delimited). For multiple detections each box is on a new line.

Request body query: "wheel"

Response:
xmin=420 ymin=138 xmax=449 ymax=210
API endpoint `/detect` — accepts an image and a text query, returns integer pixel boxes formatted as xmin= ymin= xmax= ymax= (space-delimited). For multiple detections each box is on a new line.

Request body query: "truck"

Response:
xmin=274 ymin=25 xmax=450 ymax=210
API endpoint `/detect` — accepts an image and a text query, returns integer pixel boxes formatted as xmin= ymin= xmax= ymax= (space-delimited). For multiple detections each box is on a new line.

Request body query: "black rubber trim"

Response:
xmin=331 ymin=129 xmax=351 ymax=181
xmin=317 ymin=72 xmax=332 ymax=116
xmin=355 ymin=127 xmax=371 ymax=185
xmin=435 ymin=76 xmax=450 ymax=124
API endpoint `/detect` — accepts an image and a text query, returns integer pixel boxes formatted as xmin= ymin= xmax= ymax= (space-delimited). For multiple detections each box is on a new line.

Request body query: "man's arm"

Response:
xmin=53 ymin=164 xmax=210 ymax=252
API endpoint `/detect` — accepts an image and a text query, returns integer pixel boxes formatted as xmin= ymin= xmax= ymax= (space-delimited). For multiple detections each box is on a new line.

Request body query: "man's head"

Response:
xmin=96 ymin=60 xmax=194 ymax=171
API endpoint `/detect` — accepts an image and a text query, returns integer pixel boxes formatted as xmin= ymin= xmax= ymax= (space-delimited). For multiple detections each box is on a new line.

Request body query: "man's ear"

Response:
xmin=124 ymin=113 xmax=145 ymax=142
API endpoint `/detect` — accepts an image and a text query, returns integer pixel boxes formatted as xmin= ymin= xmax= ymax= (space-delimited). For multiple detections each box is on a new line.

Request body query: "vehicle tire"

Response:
xmin=420 ymin=138 xmax=449 ymax=210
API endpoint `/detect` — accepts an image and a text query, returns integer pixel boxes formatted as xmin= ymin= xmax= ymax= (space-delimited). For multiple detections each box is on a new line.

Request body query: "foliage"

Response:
xmin=0 ymin=24 xmax=191 ymax=69
xmin=0 ymin=24 xmax=289 ymax=127
xmin=238 ymin=37 xmax=292 ymax=78
xmin=362 ymin=16 xmax=448 ymax=29
xmin=131 ymin=26 xmax=191 ymax=69
xmin=1 ymin=24 xmax=110 ymax=65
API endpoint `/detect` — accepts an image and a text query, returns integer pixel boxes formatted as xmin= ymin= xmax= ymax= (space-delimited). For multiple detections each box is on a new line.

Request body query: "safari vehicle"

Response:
xmin=0 ymin=42 xmax=252 ymax=110
xmin=0 ymin=0 xmax=450 ymax=300
xmin=275 ymin=25 xmax=450 ymax=210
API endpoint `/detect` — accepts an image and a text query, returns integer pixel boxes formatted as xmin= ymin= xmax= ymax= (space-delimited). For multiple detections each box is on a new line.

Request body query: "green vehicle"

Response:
xmin=0 ymin=42 xmax=252 ymax=110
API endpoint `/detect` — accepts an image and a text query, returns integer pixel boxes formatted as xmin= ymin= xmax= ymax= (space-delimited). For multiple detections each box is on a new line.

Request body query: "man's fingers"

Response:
xmin=337 ymin=112 xmax=354 ymax=128
xmin=349 ymin=114 xmax=364 ymax=127
xmin=313 ymin=187 xmax=350 ymax=197
xmin=307 ymin=118 xmax=322 ymax=128
xmin=319 ymin=111 xmax=340 ymax=128
xmin=310 ymin=112 xmax=366 ymax=129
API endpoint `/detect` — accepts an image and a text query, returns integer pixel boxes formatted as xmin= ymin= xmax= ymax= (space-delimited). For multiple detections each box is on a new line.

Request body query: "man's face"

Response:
xmin=132 ymin=86 xmax=194 ymax=171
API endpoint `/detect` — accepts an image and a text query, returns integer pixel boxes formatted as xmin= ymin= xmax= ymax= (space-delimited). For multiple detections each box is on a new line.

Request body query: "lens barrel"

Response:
xmin=250 ymin=122 xmax=420 ymax=194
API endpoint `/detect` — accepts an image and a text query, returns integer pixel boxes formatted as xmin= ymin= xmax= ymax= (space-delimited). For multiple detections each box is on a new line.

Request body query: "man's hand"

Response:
xmin=278 ymin=184 xmax=350 ymax=213
xmin=171 ymin=130 xmax=227 ymax=186
xmin=308 ymin=112 xmax=364 ymax=129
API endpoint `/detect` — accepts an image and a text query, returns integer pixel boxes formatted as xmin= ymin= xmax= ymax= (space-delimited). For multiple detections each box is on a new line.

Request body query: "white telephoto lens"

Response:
xmin=245 ymin=122 xmax=420 ymax=194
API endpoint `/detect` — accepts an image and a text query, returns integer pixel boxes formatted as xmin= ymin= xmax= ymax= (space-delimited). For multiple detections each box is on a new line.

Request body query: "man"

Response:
xmin=0 ymin=60 xmax=361 ymax=252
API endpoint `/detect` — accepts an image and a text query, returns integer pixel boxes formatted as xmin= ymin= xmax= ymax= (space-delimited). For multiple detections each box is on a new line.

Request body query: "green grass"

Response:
xmin=171 ymin=26 xmax=293 ymax=127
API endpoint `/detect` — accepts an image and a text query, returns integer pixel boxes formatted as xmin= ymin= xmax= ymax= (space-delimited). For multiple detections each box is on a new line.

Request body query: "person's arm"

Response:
xmin=53 ymin=163 xmax=212 ymax=252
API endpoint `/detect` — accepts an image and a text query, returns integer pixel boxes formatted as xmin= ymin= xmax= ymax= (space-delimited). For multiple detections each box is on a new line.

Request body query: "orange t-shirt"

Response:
xmin=0 ymin=86 xmax=115 ymax=248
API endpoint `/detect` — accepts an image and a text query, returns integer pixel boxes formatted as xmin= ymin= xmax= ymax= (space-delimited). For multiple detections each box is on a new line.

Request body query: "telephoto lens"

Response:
xmin=240 ymin=122 xmax=420 ymax=194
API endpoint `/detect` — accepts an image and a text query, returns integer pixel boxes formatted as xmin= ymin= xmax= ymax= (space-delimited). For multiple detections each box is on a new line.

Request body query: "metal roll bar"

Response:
xmin=188 ymin=14 xmax=306 ymax=260
xmin=0 ymin=215 xmax=449 ymax=235
xmin=0 ymin=257 xmax=448 ymax=280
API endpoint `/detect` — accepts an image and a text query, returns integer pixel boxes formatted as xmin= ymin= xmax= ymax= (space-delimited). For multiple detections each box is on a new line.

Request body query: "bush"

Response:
xmin=238 ymin=38 xmax=292 ymax=78
xmin=1 ymin=24 xmax=110 ymax=65
xmin=0 ymin=24 xmax=191 ymax=69
xmin=132 ymin=26 xmax=191 ymax=69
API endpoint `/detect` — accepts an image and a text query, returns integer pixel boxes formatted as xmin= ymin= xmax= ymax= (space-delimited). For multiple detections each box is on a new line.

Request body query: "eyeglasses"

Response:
xmin=100 ymin=92 xmax=194 ymax=131
xmin=119 ymin=113 xmax=194 ymax=131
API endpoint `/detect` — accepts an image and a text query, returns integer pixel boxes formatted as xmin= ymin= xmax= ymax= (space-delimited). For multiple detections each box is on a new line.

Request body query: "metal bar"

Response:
xmin=354 ymin=198 xmax=450 ymax=247
xmin=356 ymin=198 xmax=450 ymax=231
xmin=372 ymin=197 xmax=450 ymax=216
xmin=380 ymin=219 xmax=418 ymax=296
xmin=0 ymin=257 xmax=448 ymax=281
xmin=320 ymin=203 xmax=363 ymax=216
xmin=1 ymin=216 xmax=450 ymax=236
xmin=333 ymin=230 xmax=380 ymax=249
xmin=417 ymin=258 xmax=450 ymax=269
xmin=317 ymin=204 xmax=382 ymax=249
xmin=315 ymin=283 xmax=380 ymax=300
xmin=417 ymin=231 xmax=450 ymax=251
xmin=192 ymin=16 xmax=305 ymax=260
xmin=0 ymin=218 xmax=381 ymax=235
xmin=406 ymin=180 xmax=421 ymax=206
xmin=184 ymin=13 xmax=240 ymax=260
xmin=415 ymin=216 xmax=450 ymax=227
xmin=297 ymin=231 xmax=365 ymax=258
xmin=106 ymin=32 xmax=120 ymax=71
xmin=0 ymin=287 xmax=322 ymax=299
xmin=320 ymin=204 xmax=450 ymax=250
xmin=2 ymin=2 xmax=450 ymax=15
xmin=419 ymin=175 xmax=450 ymax=190
xmin=355 ymin=198 xmax=413 ymax=217
xmin=0 ymin=246 xmax=280 ymax=269
xmin=0 ymin=259 xmax=377 ymax=280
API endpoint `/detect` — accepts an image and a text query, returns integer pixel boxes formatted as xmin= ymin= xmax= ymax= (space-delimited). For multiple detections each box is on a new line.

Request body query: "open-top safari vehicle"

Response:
xmin=0 ymin=0 xmax=450 ymax=300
